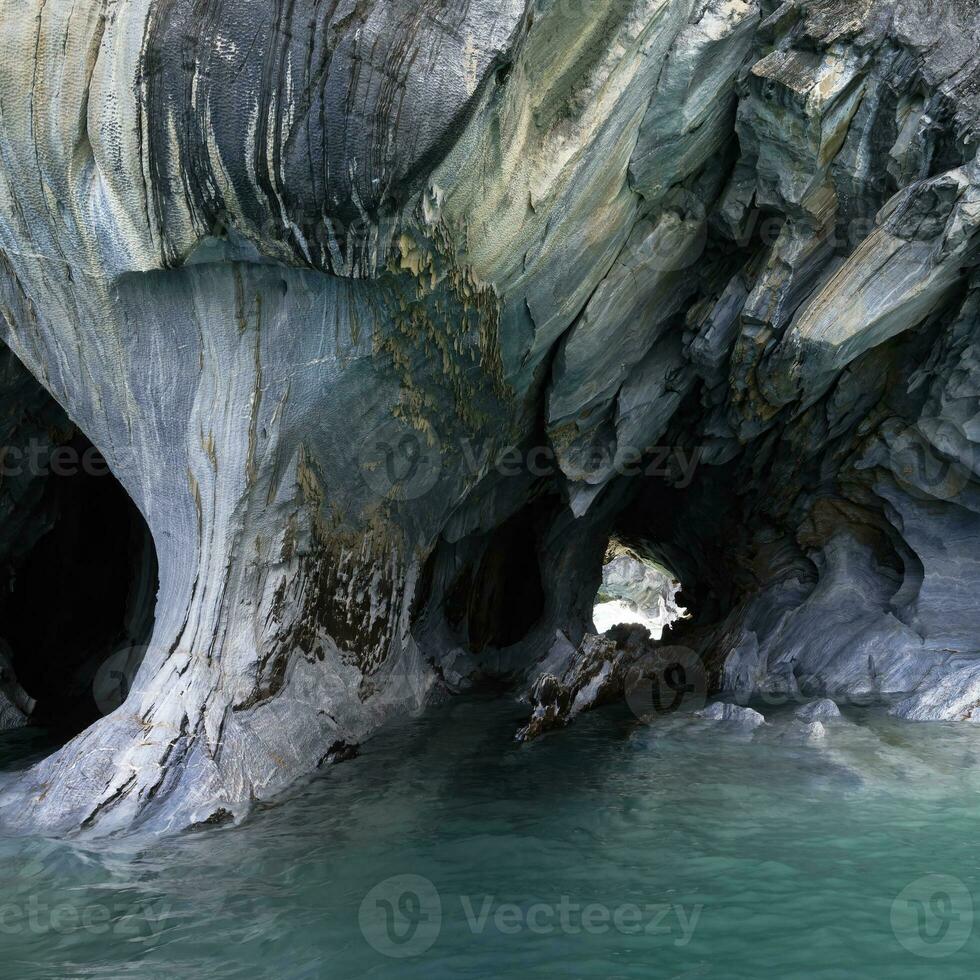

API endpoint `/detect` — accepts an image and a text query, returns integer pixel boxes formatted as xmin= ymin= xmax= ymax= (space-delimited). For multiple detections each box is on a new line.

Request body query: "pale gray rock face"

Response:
xmin=0 ymin=0 xmax=536 ymax=833
xmin=1 ymin=0 xmax=980 ymax=834
xmin=892 ymin=665 xmax=980 ymax=722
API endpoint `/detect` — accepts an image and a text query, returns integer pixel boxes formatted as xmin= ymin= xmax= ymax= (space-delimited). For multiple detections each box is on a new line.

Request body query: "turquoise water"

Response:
xmin=1 ymin=697 xmax=979 ymax=978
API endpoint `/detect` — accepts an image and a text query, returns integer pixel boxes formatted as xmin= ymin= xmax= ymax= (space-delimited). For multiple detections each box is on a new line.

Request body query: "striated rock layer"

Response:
xmin=0 ymin=0 xmax=979 ymax=832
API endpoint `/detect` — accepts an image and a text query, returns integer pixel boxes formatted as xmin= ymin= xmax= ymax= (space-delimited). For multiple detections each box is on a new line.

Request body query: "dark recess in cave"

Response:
xmin=458 ymin=500 xmax=548 ymax=654
xmin=0 ymin=432 xmax=158 ymax=734
xmin=611 ymin=454 xmax=743 ymax=631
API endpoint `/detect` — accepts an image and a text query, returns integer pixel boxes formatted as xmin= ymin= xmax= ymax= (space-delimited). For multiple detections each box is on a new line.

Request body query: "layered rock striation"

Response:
xmin=0 ymin=0 xmax=979 ymax=832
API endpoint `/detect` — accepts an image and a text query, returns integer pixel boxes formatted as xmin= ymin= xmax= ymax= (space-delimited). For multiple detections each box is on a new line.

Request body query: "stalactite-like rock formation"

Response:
xmin=0 ymin=0 xmax=979 ymax=833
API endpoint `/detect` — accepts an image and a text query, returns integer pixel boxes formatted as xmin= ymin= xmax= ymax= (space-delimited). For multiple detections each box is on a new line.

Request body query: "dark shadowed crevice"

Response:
xmin=414 ymin=491 xmax=559 ymax=676
xmin=465 ymin=503 xmax=547 ymax=654
xmin=612 ymin=460 xmax=743 ymax=630
xmin=0 ymin=429 xmax=158 ymax=736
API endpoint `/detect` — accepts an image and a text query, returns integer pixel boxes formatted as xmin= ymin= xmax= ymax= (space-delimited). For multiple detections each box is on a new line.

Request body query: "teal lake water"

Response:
xmin=1 ymin=696 xmax=979 ymax=978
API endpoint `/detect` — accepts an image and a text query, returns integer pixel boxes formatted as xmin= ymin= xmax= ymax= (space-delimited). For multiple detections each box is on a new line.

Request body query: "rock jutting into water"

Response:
xmin=697 ymin=702 xmax=767 ymax=730
xmin=0 ymin=0 xmax=980 ymax=833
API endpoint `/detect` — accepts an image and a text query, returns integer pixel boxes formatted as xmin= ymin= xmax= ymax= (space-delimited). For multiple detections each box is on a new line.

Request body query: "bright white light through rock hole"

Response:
xmin=592 ymin=552 xmax=687 ymax=639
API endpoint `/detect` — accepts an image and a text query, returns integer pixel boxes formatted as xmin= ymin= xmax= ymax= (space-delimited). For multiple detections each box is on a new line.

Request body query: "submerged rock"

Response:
xmin=786 ymin=720 xmax=828 ymax=744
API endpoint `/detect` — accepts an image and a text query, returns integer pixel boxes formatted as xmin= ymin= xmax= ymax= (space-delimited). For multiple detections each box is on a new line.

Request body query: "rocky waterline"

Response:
xmin=0 ymin=0 xmax=978 ymax=839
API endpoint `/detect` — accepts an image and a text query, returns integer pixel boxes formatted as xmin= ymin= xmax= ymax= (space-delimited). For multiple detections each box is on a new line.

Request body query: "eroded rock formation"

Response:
xmin=1 ymin=0 xmax=979 ymax=833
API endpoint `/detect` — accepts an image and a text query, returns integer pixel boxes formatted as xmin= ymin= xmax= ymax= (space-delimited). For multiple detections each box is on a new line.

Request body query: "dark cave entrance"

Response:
xmin=0 ymin=430 xmax=158 ymax=736
xmin=452 ymin=503 xmax=548 ymax=654
xmin=413 ymin=494 xmax=557 ymax=680
xmin=609 ymin=455 xmax=745 ymax=635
